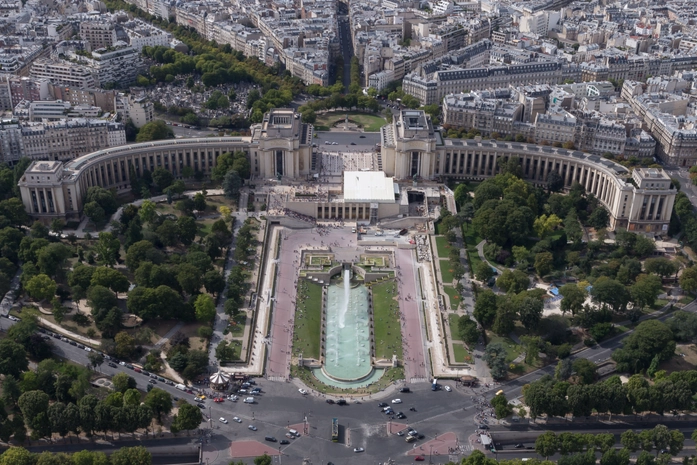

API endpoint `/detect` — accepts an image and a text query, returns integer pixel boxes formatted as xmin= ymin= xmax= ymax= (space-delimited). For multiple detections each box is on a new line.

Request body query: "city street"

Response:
xmin=1 ymin=297 xmax=695 ymax=463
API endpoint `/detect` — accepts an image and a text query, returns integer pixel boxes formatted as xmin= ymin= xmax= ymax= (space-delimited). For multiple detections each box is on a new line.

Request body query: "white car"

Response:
xmin=233 ymin=417 xmax=242 ymax=423
xmin=299 ymin=389 xmax=308 ymax=395
xmin=248 ymin=425 xmax=257 ymax=431
xmin=219 ymin=417 xmax=228 ymax=424
xmin=444 ymin=386 xmax=452 ymax=392
xmin=391 ymin=399 xmax=402 ymax=404
xmin=354 ymin=447 xmax=364 ymax=453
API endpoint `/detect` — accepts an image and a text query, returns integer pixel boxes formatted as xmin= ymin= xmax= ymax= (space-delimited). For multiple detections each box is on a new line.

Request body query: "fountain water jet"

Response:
xmin=321 ymin=266 xmax=373 ymax=381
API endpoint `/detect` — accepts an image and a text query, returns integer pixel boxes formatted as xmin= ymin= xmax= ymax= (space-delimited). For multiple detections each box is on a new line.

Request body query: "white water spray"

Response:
xmin=338 ymin=269 xmax=350 ymax=328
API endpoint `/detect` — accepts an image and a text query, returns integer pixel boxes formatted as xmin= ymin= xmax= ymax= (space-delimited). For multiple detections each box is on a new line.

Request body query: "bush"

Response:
xmin=556 ymin=343 xmax=572 ymax=359
xmin=589 ymin=322 xmax=612 ymax=341
xmin=583 ymin=338 xmax=596 ymax=347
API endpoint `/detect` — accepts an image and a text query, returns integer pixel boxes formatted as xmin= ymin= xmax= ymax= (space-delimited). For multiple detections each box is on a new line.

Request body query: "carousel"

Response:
xmin=209 ymin=371 xmax=230 ymax=390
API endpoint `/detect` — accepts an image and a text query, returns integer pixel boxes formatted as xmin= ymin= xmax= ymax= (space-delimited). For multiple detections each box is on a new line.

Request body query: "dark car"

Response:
xmin=350 ymin=142 xmax=356 ymax=145
xmin=69 ymin=341 xmax=77 ymax=346
xmin=396 ymin=413 xmax=406 ymax=419
xmin=418 ymin=434 xmax=425 ymax=439
xmin=359 ymin=135 xmax=366 ymax=138
xmin=280 ymin=440 xmax=290 ymax=445
xmin=265 ymin=436 xmax=277 ymax=442
xmin=142 ymin=371 xmax=150 ymax=376
xmin=126 ymin=364 xmax=134 ymax=369
xmin=326 ymin=399 xmax=335 ymax=404
xmin=148 ymin=379 xmax=156 ymax=384
xmin=399 ymin=387 xmax=411 ymax=393
xmin=337 ymin=399 xmax=347 ymax=405
xmin=197 ymin=403 xmax=205 ymax=409
xmin=108 ymin=362 xmax=117 ymax=368
xmin=479 ymin=425 xmax=489 ymax=430
xmin=515 ymin=444 xmax=525 ymax=449
xmin=378 ymin=402 xmax=388 ymax=408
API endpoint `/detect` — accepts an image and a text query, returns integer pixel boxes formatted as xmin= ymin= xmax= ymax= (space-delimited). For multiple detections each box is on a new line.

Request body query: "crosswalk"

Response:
xmin=410 ymin=377 xmax=429 ymax=383
xmin=267 ymin=376 xmax=286 ymax=382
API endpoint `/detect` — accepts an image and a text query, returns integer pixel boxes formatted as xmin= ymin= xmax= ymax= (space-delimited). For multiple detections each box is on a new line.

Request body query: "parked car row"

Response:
xmin=36 ymin=326 xmax=183 ymax=388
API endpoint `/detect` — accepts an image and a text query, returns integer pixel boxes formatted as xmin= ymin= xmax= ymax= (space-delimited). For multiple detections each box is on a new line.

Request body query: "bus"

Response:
xmin=331 ymin=418 xmax=339 ymax=442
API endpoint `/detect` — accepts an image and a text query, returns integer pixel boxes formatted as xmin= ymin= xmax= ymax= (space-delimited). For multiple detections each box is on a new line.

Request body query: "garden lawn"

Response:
xmin=371 ymin=280 xmax=403 ymax=360
xmin=452 ymin=343 xmax=471 ymax=364
xmin=448 ymin=313 xmax=462 ymax=341
xmin=443 ymin=285 xmax=461 ymax=309
xmin=440 ymin=260 xmax=455 ymax=284
xmin=315 ymin=111 xmax=387 ymax=132
xmin=487 ymin=334 xmax=523 ymax=363
xmin=435 ymin=236 xmax=452 ymax=258
xmin=651 ymin=298 xmax=670 ymax=310
xmin=228 ymin=313 xmax=247 ymax=335
xmin=293 ymin=281 xmax=323 ymax=359
xmin=463 ymin=227 xmax=484 ymax=271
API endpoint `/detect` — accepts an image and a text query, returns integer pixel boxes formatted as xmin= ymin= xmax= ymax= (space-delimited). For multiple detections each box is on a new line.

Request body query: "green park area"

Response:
xmin=314 ymin=111 xmax=387 ymax=132
xmin=435 ymin=236 xmax=452 ymax=258
xmin=371 ymin=280 xmax=403 ymax=360
xmin=443 ymin=285 xmax=461 ymax=308
xmin=292 ymin=280 xmax=323 ymax=360
xmin=436 ymin=165 xmax=697 ymax=384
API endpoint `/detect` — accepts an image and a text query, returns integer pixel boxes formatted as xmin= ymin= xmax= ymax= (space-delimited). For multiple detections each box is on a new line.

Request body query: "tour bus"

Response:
xmin=331 ymin=418 xmax=339 ymax=442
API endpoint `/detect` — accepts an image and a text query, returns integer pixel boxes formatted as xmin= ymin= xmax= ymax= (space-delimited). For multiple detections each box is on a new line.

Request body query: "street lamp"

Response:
xmin=429 ymin=445 xmax=433 ymax=464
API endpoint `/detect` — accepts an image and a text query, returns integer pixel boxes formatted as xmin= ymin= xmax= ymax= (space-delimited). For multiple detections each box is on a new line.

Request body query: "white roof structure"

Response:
xmin=343 ymin=171 xmax=395 ymax=204
xmin=209 ymin=372 xmax=229 ymax=384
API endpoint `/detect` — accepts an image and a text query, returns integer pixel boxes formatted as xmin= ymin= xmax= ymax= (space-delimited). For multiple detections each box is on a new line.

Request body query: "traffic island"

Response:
xmin=229 ymin=440 xmax=281 ymax=458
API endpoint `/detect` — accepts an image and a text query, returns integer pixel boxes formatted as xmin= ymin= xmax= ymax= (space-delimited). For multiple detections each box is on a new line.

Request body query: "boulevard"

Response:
xmin=3 ymin=304 xmax=697 ymax=464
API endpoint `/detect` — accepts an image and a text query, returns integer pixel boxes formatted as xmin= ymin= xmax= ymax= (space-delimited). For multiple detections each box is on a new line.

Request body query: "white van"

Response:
xmin=175 ymin=384 xmax=186 ymax=391
xmin=289 ymin=429 xmax=299 ymax=437
xmin=244 ymin=397 xmax=255 ymax=404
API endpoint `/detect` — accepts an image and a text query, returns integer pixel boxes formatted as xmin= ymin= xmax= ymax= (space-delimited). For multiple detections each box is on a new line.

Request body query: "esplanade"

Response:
xmin=18 ymin=108 xmax=675 ymax=234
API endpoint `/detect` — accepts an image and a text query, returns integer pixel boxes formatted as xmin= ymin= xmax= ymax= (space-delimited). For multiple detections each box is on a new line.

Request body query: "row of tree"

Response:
xmin=0 ymin=445 xmax=152 ymax=465
xmin=535 ymin=425 xmax=690 ymax=460
xmin=522 ymin=368 xmax=697 ymax=419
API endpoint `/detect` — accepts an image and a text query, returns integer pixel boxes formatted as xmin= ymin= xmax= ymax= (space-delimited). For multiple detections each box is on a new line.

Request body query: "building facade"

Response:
xmin=19 ymin=109 xmax=313 ymax=220
xmin=18 ymin=109 xmax=674 ymax=233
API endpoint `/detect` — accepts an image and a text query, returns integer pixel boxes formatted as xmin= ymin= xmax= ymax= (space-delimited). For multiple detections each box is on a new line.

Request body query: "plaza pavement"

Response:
xmin=395 ymin=248 xmax=429 ymax=383
xmin=266 ymin=225 xmax=358 ymax=380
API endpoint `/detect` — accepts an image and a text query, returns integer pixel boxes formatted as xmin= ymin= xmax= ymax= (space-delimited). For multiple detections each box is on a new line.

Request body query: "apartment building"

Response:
xmin=50 ymin=86 xmax=116 ymax=113
xmin=404 ymin=61 xmax=581 ymax=105
xmin=114 ymin=94 xmax=153 ymax=128
xmin=0 ymin=118 xmax=23 ymax=164
xmin=8 ymin=76 xmax=50 ymax=107
xmin=442 ymin=91 xmax=524 ymax=136
xmin=21 ymin=119 xmax=126 ymax=161
xmin=82 ymin=46 xmax=142 ymax=87
xmin=79 ymin=21 xmax=117 ymax=50
xmin=30 ymin=59 xmax=97 ymax=89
